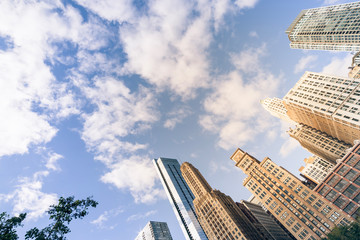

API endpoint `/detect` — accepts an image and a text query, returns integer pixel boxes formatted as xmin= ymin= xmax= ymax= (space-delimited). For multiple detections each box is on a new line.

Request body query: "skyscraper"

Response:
xmin=180 ymin=162 xmax=266 ymax=240
xmin=283 ymin=71 xmax=360 ymax=144
xmin=236 ymin=200 xmax=294 ymax=240
xmin=286 ymin=2 xmax=360 ymax=51
xmin=314 ymin=142 xmax=360 ymax=220
xmin=349 ymin=52 xmax=360 ymax=78
xmin=299 ymin=156 xmax=334 ymax=185
xmin=230 ymin=148 xmax=354 ymax=240
xmin=153 ymin=158 xmax=207 ymax=240
xmin=135 ymin=221 xmax=173 ymax=240
xmin=288 ymin=124 xmax=351 ymax=164
xmin=260 ymin=97 xmax=295 ymax=124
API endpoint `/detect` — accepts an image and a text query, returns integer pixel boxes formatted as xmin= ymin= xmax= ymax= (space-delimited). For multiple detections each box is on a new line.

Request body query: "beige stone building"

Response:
xmin=230 ymin=148 xmax=354 ymax=240
xmin=180 ymin=162 xmax=266 ymax=240
xmin=283 ymin=71 xmax=360 ymax=144
xmin=260 ymin=97 xmax=295 ymax=124
xmin=288 ymin=124 xmax=352 ymax=164
xmin=299 ymin=156 xmax=334 ymax=185
xmin=348 ymin=52 xmax=360 ymax=79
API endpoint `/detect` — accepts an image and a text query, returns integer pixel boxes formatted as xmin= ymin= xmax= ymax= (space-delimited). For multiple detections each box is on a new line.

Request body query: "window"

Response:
xmin=334 ymin=179 xmax=349 ymax=192
xmin=343 ymin=184 xmax=357 ymax=198
xmin=325 ymin=190 xmax=338 ymax=201
xmin=345 ymin=169 xmax=357 ymax=181
xmin=334 ymin=195 xmax=347 ymax=208
xmin=344 ymin=202 xmax=356 ymax=214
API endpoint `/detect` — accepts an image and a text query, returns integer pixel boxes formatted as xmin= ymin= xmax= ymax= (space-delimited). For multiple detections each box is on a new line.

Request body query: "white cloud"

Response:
xmin=119 ymin=0 xmax=212 ymax=99
xmin=119 ymin=0 xmax=259 ymax=99
xmin=126 ymin=210 xmax=157 ymax=222
xmin=101 ymin=157 xmax=165 ymax=204
xmin=321 ymin=53 xmax=353 ymax=77
xmin=164 ymin=106 xmax=192 ymax=129
xmin=0 ymin=171 xmax=57 ymax=220
xmin=0 ymin=0 xmax=112 ymax=157
xmin=230 ymin=43 xmax=266 ymax=73
xmin=45 ymin=152 xmax=63 ymax=171
xmin=81 ymin=77 xmax=158 ymax=165
xmin=249 ymin=31 xmax=258 ymax=38
xmin=75 ymin=0 xmax=135 ymax=23
xmin=200 ymin=45 xmax=281 ymax=150
xmin=91 ymin=207 xmax=124 ymax=229
xmin=78 ymin=77 xmax=165 ymax=203
xmin=294 ymin=55 xmax=318 ymax=74
xmin=279 ymin=138 xmax=300 ymax=158
xmin=235 ymin=0 xmax=259 ymax=8
xmin=209 ymin=160 xmax=232 ymax=174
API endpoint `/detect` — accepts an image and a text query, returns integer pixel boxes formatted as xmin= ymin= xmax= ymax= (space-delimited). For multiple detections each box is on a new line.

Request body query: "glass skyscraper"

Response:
xmin=135 ymin=221 xmax=173 ymax=240
xmin=153 ymin=158 xmax=208 ymax=240
xmin=286 ymin=2 xmax=360 ymax=51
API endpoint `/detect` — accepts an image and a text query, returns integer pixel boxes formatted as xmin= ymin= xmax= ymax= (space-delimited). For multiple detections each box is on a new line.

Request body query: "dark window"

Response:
xmin=343 ymin=184 xmax=357 ymax=198
xmin=343 ymin=202 xmax=356 ymax=214
xmin=325 ymin=190 xmax=338 ymax=201
xmin=333 ymin=196 xmax=347 ymax=208
xmin=345 ymin=169 xmax=358 ymax=181
xmin=334 ymin=179 xmax=349 ymax=192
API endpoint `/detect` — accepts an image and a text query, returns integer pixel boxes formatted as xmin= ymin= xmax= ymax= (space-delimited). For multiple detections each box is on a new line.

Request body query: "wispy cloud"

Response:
xmin=91 ymin=207 xmax=124 ymax=229
xmin=200 ymin=44 xmax=281 ymax=150
xmin=294 ymin=55 xmax=318 ymax=74
xmin=164 ymin=106 xmax=192 ymax=130
xmin=126 ymin=210 xmax=157 ymax=222
xmin=321 ymin=53 xmax=353 ymax=77
xmin=0 ymin=171 xmax=57 ymax=220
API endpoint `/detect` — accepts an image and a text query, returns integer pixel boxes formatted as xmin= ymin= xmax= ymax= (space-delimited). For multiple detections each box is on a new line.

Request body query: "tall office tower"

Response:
xmin=153 ymin=158 xmax=207 ymax=240
xmin=135 ymin=221 xmax=173 ymax=240
xmin=260 ymin=97 xmax=295 ymax=124
xmin=283 ymin=71 xmax=360 ymax=144
xmin=237 ymin=201 xmax=294 ymax=240
xmin=180 ymin=162 xmax=266 ymax=240
xmin=349 ymin=52 xmax=360 ymax=78
xmin=314 ymin=142 xmax=360 ymax=220
xmin=230 ymin=148 xmax=354 ymax=240
xmin=288 ymin=124 xmax=351 ymax=164
xmin=286 ymin=2 xmax=360 ymax=52
xmin=299 ymin=156 xmax=334 ymax=185
xmin=349 ymin=65 xmax=360 ymax=79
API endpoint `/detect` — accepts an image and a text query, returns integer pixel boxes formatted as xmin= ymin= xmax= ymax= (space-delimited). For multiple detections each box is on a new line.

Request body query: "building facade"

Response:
xmin=230 ymin=148 xmax=354 ymax=240
xmin=237 ymin=200 xmax=294 ymax=240
xmin=153 ymin=158 xmax=208 ymax=240
xmin=261 ymin=97 xmax=295 ymax=124
xmin=283 ymin=71 xmax=360 ymax=144
xmin=181 ymin=162 xmax=266 ymax=240
xmin=299 ymin=156 xmax=334 ymax=185
xmin=314 ymin=142 xmax=360 ymax=220
xmin=286 ymin=2 xmax=360 ymax=51
xmin=349 ymin=52 xmax=360 ymax=79
xmin=135 ymin=221 xmax=173 ymax=240
xmin=288 ymin=124 xmax=352 ymax=164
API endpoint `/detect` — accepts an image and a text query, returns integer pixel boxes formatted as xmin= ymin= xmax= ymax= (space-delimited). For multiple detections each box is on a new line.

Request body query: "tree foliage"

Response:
xmin=0 ymin=196 xmax=97 ymax=240
xmin=322 ymin=217 xmax=360 ymax=240
xmin=0 ymin=212 xmax=26 ymax=240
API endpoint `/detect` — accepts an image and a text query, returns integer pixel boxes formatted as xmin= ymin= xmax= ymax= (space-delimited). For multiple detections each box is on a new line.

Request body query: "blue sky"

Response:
xmin=0 ymin=0 xmax=357 ymax=239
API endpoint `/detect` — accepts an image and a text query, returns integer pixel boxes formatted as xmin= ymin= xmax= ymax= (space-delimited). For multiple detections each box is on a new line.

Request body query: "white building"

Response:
xmin=153 ymin=158 xmax=208 ymax=240
xmin=260 ymin=98 xmax=295 ymax=124
xmin=286 ymin=2 xmax=360 ymax=51
xmin=299 ymin=156 xmax=334 ymax=185
xmin=288 ymin=124 xmax=352 ymax=164
xmin=135 ymin=221 xmax=173 ymax=240
xmin=283 ymin=71 xmax=360 ymax=144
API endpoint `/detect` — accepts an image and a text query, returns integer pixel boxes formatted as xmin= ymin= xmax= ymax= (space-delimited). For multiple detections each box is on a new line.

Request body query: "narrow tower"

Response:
xmin=153 ymin=158 xmax=208 ymax=240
